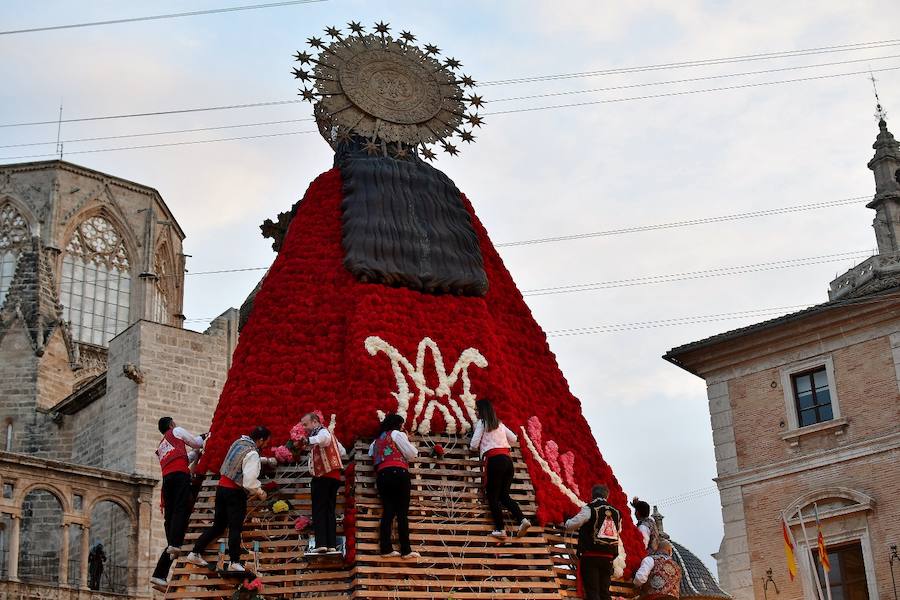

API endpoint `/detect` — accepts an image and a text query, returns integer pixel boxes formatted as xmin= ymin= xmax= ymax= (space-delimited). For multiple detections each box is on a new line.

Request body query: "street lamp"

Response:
xmin=764 ymin=568 xmax=780 ymax=600
xmin=889 ymin=544 xmax=898 ymax=600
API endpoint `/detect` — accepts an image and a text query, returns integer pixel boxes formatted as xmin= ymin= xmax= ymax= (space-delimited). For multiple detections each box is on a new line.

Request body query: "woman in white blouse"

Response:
xmin=470 ymin=399 xmax=531 ymax=539
xmin=368 ymin=414 xmax=419 ymax=559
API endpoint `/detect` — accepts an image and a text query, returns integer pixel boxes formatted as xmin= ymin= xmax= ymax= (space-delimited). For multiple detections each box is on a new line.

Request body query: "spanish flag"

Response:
xmin=816 ymin=521 xmax=831 ymax=573
xmin=782 ymin=516 xmax=798 ymax=581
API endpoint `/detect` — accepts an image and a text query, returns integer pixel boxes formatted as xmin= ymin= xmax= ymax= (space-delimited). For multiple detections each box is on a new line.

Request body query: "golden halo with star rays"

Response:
xmin=293 ymin=21 xmax=484 ymax=160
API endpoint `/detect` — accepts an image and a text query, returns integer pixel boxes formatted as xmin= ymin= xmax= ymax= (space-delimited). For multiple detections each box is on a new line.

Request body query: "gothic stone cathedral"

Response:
xmin=0 ymin=159 xmax=238 ymax=598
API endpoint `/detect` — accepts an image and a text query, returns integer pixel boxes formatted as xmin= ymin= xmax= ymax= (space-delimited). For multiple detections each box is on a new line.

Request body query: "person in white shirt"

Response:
xmin=469 ymin=399 xmax=531 ymax=539
xmin=368 ymin=414 xmax=419 ymax=559
xmin=187 ymin=426 xmax=274 ymax=572
xmin=633 ymin=540 xmax=681 ymax=600
xmin=631 ymin=497 xmax=660 ymax=552
xmin=300 ymin=412 xmax=347 ymax=554
xmin=151 ymin=417 xmax=206 ymax=587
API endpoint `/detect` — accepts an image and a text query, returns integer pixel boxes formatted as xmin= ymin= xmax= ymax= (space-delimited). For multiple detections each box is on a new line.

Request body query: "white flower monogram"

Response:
xmin=364 ymin=336 xmax=488 ymax=434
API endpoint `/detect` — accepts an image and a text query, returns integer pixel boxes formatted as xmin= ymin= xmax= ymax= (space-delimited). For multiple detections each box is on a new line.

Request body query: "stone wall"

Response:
xmin=705 ymin=315 xmax=900 ymax=600
xmin=728 ymin=335 xmax=900 ymax=471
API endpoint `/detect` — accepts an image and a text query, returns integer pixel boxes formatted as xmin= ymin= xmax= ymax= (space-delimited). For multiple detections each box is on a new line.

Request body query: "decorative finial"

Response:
xmin=869 ymin=70 xmax=888 ymax=123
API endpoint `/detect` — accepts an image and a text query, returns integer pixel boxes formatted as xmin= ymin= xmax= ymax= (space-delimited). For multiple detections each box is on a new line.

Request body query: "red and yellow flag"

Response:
xmin=817 ymin=528 xmax=831 ymax=573
xmin=782 ymin=516 xmax=798 ymax=581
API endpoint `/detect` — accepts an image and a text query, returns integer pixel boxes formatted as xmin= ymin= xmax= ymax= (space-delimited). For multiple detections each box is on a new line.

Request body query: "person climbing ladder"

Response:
xmin=469 ymin=398 xmax=531 ymax=539
xmin=368 ymin=413 xmax=419 ymax=559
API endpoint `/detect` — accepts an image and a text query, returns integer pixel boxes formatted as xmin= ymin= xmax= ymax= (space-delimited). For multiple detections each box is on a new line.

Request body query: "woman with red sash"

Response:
xmin=469 ymin=399 xmax=531 ymax=539
xmin=368 ymin=413 xmax=419 ymax=558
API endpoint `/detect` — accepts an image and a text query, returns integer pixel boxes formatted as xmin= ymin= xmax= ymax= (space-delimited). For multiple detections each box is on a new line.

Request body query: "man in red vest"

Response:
xmin=151 ymin=417 xmax=206 ymax=587
xmin=300 ymin=412 xmax=346 ymax=554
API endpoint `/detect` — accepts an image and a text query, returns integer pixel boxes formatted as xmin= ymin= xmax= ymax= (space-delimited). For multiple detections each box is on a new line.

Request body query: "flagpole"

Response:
xmin=814 ymin=503 xmax=834 ymax=600
xmin=795 ymin=507 xmax=826 ymax=600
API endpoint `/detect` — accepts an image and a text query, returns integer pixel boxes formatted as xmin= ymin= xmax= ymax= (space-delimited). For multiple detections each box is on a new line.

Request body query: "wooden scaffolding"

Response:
xmin=163 ymin=435 xmax=635 ymax=599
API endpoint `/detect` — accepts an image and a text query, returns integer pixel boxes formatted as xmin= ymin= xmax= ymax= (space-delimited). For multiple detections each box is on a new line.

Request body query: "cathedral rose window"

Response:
xmin=60 ymin=215 xmax=132 ymax=346
xmin=0 ymin=202 xmax=29 ymax=308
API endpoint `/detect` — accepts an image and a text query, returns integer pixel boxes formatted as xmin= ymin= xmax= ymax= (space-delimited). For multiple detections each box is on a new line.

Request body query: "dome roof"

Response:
xmin=670 ymin=539 xmax=731 ymax=600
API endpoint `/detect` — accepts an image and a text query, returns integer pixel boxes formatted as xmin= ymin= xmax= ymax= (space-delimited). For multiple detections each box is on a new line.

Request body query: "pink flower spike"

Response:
xmin=526 ymin=416 xmax=543 ymax=451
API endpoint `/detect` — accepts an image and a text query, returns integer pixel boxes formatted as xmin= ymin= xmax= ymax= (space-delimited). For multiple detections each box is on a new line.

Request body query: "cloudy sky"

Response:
xmin=3 ymin=0 xmax=900 ymax=572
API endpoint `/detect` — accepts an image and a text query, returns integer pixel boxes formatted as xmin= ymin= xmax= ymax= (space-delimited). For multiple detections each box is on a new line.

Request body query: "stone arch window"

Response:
xmin=0 ymin=202 xmax=29 ymax=309
xmin=88 ymin=500 xmax=134 ymax=593
xmin=60 ymin=215 xmax=132 ymax=346
xmin=152 ymin=243 xmax=172 ymax=325
xmin=19 ymin=488 xmax=64 ymax=584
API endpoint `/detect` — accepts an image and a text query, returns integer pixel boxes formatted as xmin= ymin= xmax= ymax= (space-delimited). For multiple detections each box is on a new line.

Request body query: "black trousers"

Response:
xmin=192 ymin=486 xmax=247 ymax=563
xmin=484 ymin=454 xmax=525 ymax=531
xmin=152 ymin=472 xmax=194 ymax=579
xmin=376 ymin=467 xmax=412 ymax=554
xmin=311 ymin=476 xmax=340 ymax=549
xmin=580 ymin=555 xmax=613 ymax=600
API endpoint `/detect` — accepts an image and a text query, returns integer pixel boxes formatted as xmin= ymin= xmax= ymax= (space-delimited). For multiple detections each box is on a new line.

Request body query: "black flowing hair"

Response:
xmin=475 ymin=399 xmax=499 ymax=432
xmin=379 ymin=413 xmax=405 ymax=435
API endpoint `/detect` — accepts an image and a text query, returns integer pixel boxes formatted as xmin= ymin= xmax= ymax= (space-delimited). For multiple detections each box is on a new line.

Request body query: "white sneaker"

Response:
xmin=381 ymin=550 xmax=401 ymax=558
xmin=490 ymin=530 xmax=507 ymax=539
xmin=150 ymin=577 xmax=167 ymax=587
xmin=186 ymin=552 xmax=208 ymax=567
xmin=227 ymin=562 xmax=245 ymax=572
xmin=402 ymin=551 xmax=421 ymax=560
xmin=517 ymin=518 xmax=532 ymax=537
xmin=166 ymin=545 xmax=182 ymax=557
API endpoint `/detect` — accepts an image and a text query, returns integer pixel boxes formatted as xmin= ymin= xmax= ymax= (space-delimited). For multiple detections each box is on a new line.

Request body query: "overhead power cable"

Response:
xmin=6 ymin=53 xmax=898 ymax=150
xmin=0 ymin=118 xmax=314 ymax=150
xmin=544 ymin=290 xmax=900 ymax=338
xmin=0 ymin=0 xmax=328 ymax=36
xmin=1 ymin=40 xmax=899 ymax=129
xmin=0 ymin=100 xmax=312 ymax=130
xmin=484 ymin=65 xmax=900 ymax=117
xmin=55 ymin=246 xmax=873 ymax=291
xmin=490 ymin=53 xmax=900 ymax=103
xmin=495 ymin=196 xmax=868 ymax=248
xmin=480 ymin=37 xmax=900 ymax=86
xmin=0 ymin=130 xmax=317 ymax=161
xmin=520 ymin=250 xmax=872 ymax=297
xmin=4 ymin=63 xmax=897 ymax=162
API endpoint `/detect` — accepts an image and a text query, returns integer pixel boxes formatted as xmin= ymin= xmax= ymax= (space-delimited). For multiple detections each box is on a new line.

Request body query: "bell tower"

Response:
xmin=867 ymin=90 xmax=900 ymax=254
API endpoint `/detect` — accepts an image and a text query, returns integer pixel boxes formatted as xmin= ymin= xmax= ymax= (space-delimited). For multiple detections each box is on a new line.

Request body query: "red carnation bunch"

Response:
xmin=294 ymin=515 xmax=311 ymax=531
xmin=431 ymin=444 xmax=445 ymax=459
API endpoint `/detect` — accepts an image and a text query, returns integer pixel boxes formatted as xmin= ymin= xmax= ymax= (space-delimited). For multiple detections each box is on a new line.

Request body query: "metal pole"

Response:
xmin=813 ymin=504 xmax=834 ymax=600
xmin=796 ymin=507 xmax=826 ymax=600
xmin=889 ymin=545 xmax=898 ymax=600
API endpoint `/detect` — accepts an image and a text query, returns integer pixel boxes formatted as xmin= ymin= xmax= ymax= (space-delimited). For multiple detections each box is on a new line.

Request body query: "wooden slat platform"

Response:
xmin=163 ymin=464 xmax=352 ymax=599
xmin=160 ymin=435 xmax=636 ymax=599
xmin=353 ymin=435 xmax=563 ymax=600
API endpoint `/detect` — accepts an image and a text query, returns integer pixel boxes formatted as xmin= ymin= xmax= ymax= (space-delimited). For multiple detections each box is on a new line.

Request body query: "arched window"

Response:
xmin=20 ymin=489 xmax=64 ymax=584
xmin=89 ymin=501 xmax=133 ymax=593
xmin=151 ymin=245 xmax=171 ymax=325
xmin=0 ymin=202 xmax=29 ymax=308
xmin=60 ymin=215 xmax=131 ymax=346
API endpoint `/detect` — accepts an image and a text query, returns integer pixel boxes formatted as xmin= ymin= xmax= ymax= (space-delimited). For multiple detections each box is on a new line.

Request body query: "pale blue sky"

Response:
xmin=3 ymin=0 xmax=900 ymax=574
